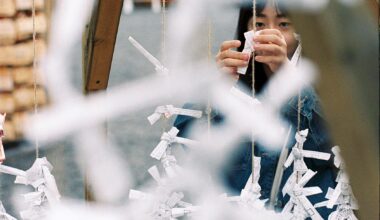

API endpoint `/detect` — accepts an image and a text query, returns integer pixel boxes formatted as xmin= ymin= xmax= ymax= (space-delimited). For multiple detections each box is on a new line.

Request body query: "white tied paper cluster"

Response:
xmin=282 ymin=169 xmax=323 ymax=220
xmin=314 ymin=146 xmax=359 ymax=220
xmin=17 ymin=158 xmax=60 ymax=220
xmin=281 ymin=129 xmax=332 ymax=220
xmin=150 ymin=127 xmax=198 ymax=161
xmin=130 ymin=189 xmax=200 ymax=220
xmin=129 ymin=166 xmax=200 ymax=220
xmin=0 ymin=158 xmax=61 ymax=220
xmin=225 ymin=157 xmax=267 ymax=210
xmin=149 ymin=126 xmax=197 ymax=180
xmin=283 ymin=129 xmax=331 ymax=174
xmin=148 ymin=105 xmax=202 ymax=125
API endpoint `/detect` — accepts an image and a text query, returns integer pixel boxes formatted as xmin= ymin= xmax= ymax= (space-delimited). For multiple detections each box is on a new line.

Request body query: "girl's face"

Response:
xmin=248 ymin=5 xmax=298 ymax=59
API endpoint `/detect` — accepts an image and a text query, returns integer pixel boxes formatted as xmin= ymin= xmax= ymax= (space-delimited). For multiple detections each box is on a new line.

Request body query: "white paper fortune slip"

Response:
xmin=238 ymin=31 xmax=302 ymax=75
xmin=150 ymin=127 xmax=198 ymax=160
xmin=237 ymin=30 xmax=256 ymax=75
xmin=147 ymin=105 xmax=202 ymax=125
xmin=128 ymin=36 xmax=169 ymax=75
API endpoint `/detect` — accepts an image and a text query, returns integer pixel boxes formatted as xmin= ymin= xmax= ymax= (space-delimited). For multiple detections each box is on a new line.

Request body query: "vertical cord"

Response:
xmin=251 ymin=0 xmax=256 ymax=183
xmin=296 ymin=91 xmax=302 ymax=184
xmin=161 ymin=0 xmax=167 ymax=133
xmin=297 ymin=92 xmax=301 ymax=132
xmin=251 ymin=1 xmax=256 ymax=98
xmin=207 ymin=19 xmax=212 ymax=138
xmin=161 ymin=0 xmax=166 ymax=65
xmin=32 ymin=0 xmax=39 ymax=159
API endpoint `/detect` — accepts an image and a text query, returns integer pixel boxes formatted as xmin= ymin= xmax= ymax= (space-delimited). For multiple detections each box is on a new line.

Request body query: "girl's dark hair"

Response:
xmin=235 ymin=0 xmax=288 ymax=94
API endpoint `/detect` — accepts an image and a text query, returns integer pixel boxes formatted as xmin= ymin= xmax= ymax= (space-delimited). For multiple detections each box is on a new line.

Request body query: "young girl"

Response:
xmin=175 ymin=1 xmax=336 ymax=218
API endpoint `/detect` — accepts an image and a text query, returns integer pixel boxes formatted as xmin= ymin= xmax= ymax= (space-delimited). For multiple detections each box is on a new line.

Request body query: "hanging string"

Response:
xmin=251 ymin=2 xmax=256 ymax=97
xmin=295 ymin=34 xmax=303 ymax=184
xmin=160 ymin=0 xmax=167 ymax=132
xmin=32 ymin=0 xmax=39 ymax=159
xmin=206 ymin=19 xmax=212 ymax=138
xmin=294 ymin=33 xmax=303 ymax=133
xmin=161 ymin=0 xmax=166 ymax=65
xmin=251 ymin=0 xmax=257 ymax=183
xmin=295 ymin=91 xmax=302 ymax=184
xmin=297 ymin=92 xmax=301 ymax=132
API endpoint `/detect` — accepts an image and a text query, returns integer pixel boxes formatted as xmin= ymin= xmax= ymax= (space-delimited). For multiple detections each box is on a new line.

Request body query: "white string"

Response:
xmin=161 ymin=0 xmax=168 ymax=133
xmin=161 ymin=0 xmax=166 ymax=66
xmin=251 ymin=0 xmax=257 ymax=184
xmin=207 ymin=19 xmax=212 ymax=138
xmin=32 ymin=0 xmax=39 ymax=159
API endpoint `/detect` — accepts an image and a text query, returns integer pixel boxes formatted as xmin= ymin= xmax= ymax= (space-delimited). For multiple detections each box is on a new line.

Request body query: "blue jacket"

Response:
xmin=173 ymin=87 xmax=337 ymax=219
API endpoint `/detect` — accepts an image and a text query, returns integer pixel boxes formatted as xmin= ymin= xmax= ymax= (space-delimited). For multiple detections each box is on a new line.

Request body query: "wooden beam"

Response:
xmin=83 ymin=0 xmax=123 ymax=93
xmin=82 ymin=0 xmax=123 ymax=202
xmin=289 ymin=1 xmax=379 ymax=219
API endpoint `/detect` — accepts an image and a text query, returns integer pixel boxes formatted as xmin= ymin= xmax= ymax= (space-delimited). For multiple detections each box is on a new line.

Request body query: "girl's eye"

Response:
xmin=279 ymin=22 xmax=291 ymax=28
xmin=255 ymin=22 xmax=265 ymax=28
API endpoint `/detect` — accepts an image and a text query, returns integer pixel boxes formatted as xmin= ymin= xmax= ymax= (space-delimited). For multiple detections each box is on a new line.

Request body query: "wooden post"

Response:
xmin=289 ymin=1 xmax=379 ymax=219
xmin=82 ymin=0 xmax=124 ymax=201
xmin=83 ymin=0 xmax=124 ymax=94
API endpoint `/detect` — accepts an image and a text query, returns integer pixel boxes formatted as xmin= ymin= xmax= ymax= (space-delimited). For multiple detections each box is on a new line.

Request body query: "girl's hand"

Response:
xmin=215 ymin=40 xmax=250 ymax=79
xmin=253 ymin=29 xmax=290 ymax=73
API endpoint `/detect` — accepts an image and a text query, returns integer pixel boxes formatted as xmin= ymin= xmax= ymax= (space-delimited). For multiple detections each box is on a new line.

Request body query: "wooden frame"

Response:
xmin=82 ymin=0 xmax=124 ymax=201
xmin=83 ymin=0 xmax=124 ymax=93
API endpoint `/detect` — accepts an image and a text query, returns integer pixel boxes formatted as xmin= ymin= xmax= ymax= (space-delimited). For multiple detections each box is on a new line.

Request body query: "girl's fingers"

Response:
xmin=255 ymin=55 xmax=283 ymax=64
xmin=222 ymin=58 xmax=249 ymax=67
xmin=219 ymin=40 xmax=241 ymax=51
xmin=218 ymin=50 xmax=250 ymax=61
xmin=216 ymin=40 xmax=245 ymax=65
xmin=253 ymin=34 xmax=285 ymax=46
xmin=254 ymin=44 xmax=285 ymax=56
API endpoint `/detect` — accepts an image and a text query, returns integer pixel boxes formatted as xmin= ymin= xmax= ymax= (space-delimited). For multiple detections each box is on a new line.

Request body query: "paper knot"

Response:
xmin=295 ymin=129 xmax=309 ymax=143
xmin=250 ymin=183 xmax=261 ymax=194
xmin=158 ymin=105 xmax=175 ymax=118
xmin=162 ymin=155 xmax=177 ymax=167
xmin=155 ymin=66 xmax=170 ymax=75
xmin=293 ymin=185 xmax=303 ymax=196
xmin=161 ymin=132 xmax=177 ymax=144
xmin=292 ymin=148 xmax=303 ymax=159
